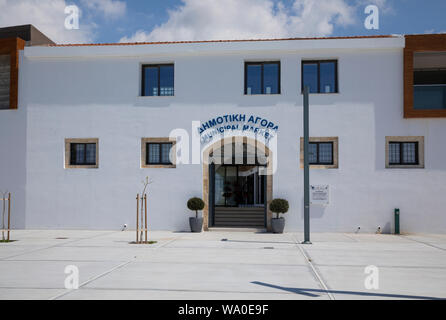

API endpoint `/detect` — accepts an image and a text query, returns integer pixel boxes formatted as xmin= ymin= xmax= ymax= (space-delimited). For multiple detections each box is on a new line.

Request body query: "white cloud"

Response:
xmin=0 ymin=0 xmax=92 ymax=43
xmin=424 ymin=29 xmax=446 ymax=34
xmin=0 ymin=0 xmax=94 ymax=43
xmin=80 ymin=0 xmax=126 ymax=19
xmin=356 ymin=0 xmax=392 ymax=14
xmin=0 ymin=0 xmax=126 ymax=44
xmin=120 ymin=0 xmax=359 ymax=43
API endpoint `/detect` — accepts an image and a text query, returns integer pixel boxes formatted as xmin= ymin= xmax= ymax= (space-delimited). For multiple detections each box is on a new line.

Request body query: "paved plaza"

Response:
xmin=0 ymin=230 xmax=445 ymax=300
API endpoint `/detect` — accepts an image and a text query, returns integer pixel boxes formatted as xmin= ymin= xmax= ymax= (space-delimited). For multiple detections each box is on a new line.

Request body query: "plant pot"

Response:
xmin=189 ymin=217 xmax=203 ymax=233
xmin=271 ymin=218 xmax=285 ymax=234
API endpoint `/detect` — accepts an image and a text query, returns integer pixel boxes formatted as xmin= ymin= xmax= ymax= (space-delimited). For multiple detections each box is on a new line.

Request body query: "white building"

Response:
xmin=1 ymin=26 xmax=445 ymax=233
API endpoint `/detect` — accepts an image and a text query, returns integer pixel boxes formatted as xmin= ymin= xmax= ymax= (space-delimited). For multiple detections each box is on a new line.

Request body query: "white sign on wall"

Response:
xmin=310 ymin=185 xmax=330 ymax=205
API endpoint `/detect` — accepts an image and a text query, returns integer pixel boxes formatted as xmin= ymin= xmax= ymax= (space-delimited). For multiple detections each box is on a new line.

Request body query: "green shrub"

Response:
xmin=269 ymin=199 xmax=289 ymax=219
xmin=187 ymin=197 xmax=205 ymax=218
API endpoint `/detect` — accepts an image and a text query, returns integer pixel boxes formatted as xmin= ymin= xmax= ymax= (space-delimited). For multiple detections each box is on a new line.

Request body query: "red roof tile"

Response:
xmin=48 ymin=35 xmax=397 ymax=47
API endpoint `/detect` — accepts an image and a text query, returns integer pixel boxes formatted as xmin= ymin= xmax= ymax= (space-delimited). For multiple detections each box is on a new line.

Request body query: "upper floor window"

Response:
xmin=413 ymin=52 xmax=446 ymax=110
xmin=141 ymin=64 xmax=174 ymax=96
xmin=404 ymin=35 xmax=446 ymax=118
xmin=0 ymin=54 xmax=10 ymax=110
xmin=302 ymin=60 xmax=338 ymax=94
xmin=65 ymin=138 xmax=99 ymax=169
xmin=245 ymin=62 xmax=280 ymax=95
xmin=385 ymin=136 xmax=424 ymax=169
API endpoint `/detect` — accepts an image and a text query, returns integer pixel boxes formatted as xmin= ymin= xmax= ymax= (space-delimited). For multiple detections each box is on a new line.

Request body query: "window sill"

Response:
xmin=404 ymin=109 xmax=446 ymax=118
xmin=385 ymin=165 xmax=424 ymax=169
xmin=138 ymin=95 xmax=175 ymax=98
xmin=141 ymin=164 xmax=176 ymax=169
xmin=65 ymin=165 xmax=99 ymax=169
xmin=300 ymin=92 xmax=340 ymax=95
xmin=244 ymin=94 xmax=281 ymax=96
xmin=300 ymin=164 xmax=338 ymax=169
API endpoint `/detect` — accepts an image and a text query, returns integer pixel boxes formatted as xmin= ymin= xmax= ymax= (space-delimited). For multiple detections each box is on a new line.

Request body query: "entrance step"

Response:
xmin=208 ymin=227 xmax=267 ymax=233
xmin=214 ymin=207 xmax=266 ymax=228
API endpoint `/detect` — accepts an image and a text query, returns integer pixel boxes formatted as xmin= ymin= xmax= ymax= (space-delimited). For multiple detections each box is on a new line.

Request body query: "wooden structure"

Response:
xmin=135 ymin=193 xmax=148 ymax=244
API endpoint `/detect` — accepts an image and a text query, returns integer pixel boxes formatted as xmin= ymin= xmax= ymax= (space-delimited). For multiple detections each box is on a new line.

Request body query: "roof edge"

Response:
xmin=49 ymin=35 xmax=399 ymax=47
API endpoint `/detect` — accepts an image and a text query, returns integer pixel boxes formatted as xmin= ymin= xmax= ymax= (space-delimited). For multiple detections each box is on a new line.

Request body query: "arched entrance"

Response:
xmin=202 ymin=137 xmax=273 ymax=231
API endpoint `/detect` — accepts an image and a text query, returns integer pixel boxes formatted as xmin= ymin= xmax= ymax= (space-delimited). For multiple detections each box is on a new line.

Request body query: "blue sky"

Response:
xmin=115 ymin=0 xmax=446 ymax=40
xmin=0 ymin=0 xmax=445 ymax=44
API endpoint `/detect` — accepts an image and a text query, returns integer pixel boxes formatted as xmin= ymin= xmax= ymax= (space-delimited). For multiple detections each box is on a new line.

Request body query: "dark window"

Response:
xmin=302 ymin=60 xmax=338 ymax=94
xmin=146 ymin=143 xmax=173 ymax=165
xmin=0 ymin=54 xmax=11 ymax=110
xmin=245 ymin=62 xmax=280 ymax=95
xmin=142 ymin=64 xmax=174 ymax=96
xmin=413 ymin=69 xmax=446 ymax=110
xmin=70 ymin=143 xmax=97 ymax=165
xmin=308 ymin=142 xmax=334 ymax=165
xmin=389 ymin=142 xmax=419 ymax=165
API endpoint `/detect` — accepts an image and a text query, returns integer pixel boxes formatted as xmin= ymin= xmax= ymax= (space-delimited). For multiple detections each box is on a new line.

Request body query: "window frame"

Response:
xmin=64 ymin=138 xmax=99 ymax=169
xmin=0 ymin=38 xmax=25 ymax=110
xmin=70 ymin=143 xmax=97 ymax=166
xmin=385 ymin=136 xmax=425 ymax=169
xmin=388 ymin=142 xmax=419 ymax=165
xmin=300 ymin=137 xmax=339 ymax=169
xmin=301 ymin=60 xmax=339 ymax=94
xmin=141 ymin=138 xmax=176 ymax=168
xmin=141 ymin=64 xmax=175 ymax=97
xmin=308 ymin=141 xmax=335 ymax=165
xmin=146 ymin=142 xmax=174 ymax=165
xmin=404 ymin=34 xmax=446 ymax=118
xmin=244 ymin=61 xmax=281 ymax=95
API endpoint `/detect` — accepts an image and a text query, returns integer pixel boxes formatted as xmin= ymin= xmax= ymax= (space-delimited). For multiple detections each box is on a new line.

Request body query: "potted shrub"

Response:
xmin=269 ymin=199 xmax=289 ymax=234
xmin=187 ymin=197 xmax=205 ymax=233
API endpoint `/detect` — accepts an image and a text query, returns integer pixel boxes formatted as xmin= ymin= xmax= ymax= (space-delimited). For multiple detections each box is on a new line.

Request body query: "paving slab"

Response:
xmin=79 ymin=261 xmax=326 ymax=299
xmin=316 ymin=265 xmax=446 ymax=300
xmin=60 ymin=288 xmax=327 ymax=300
xmin=0 ymin=288 xmax=66 ymax=300
xmin=0 ymin=260 xmax=123 ymax=288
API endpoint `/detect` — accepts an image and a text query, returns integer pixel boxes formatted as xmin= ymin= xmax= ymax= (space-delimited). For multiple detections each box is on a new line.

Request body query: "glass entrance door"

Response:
xmin=209 ymin=142 xmax=268 ymax=228
xmin=214 ymin=165 xmax=265 ymax=208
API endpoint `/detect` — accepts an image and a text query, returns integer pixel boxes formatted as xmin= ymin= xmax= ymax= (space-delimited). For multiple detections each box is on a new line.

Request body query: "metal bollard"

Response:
xmin=394 ymin=208 xmax=400 ymax=235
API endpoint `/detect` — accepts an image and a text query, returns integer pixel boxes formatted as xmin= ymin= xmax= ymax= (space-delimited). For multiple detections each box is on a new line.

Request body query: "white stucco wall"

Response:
xmin=0 ymin=52 xmax=26 ymax=229
xmin=6 ymin=37 xmax=446 ymax=233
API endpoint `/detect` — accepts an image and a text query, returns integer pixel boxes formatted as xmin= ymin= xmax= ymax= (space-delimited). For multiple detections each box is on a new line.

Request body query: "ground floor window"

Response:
xmin=300 ymin=137 xmax=339 ymax=169
xmin=386 ymin=136 xmax=424 ymax=168
xmin=147 ymin=143 xmax=173 ymax=164
xmin=65 ymin=138 xmax=99 ymax=169
xmin=308 ymin=142 xmax=334 ymax=165
xmin=141 ymin=138 xmax=176 ymax=168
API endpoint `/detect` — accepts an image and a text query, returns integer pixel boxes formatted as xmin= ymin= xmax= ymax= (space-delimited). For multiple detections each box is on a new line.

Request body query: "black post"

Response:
xmin=302 ymin=86 xmax=311 ymax=244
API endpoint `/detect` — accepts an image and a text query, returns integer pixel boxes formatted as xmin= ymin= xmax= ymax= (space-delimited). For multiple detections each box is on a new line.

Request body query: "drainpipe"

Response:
xmin=302 ymin=86 xmax=312 ymax=244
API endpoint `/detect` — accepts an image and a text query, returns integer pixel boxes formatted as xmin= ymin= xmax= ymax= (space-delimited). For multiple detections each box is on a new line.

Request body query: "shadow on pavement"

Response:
xmin=251 ymin=281 xmax=444 ymax=300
